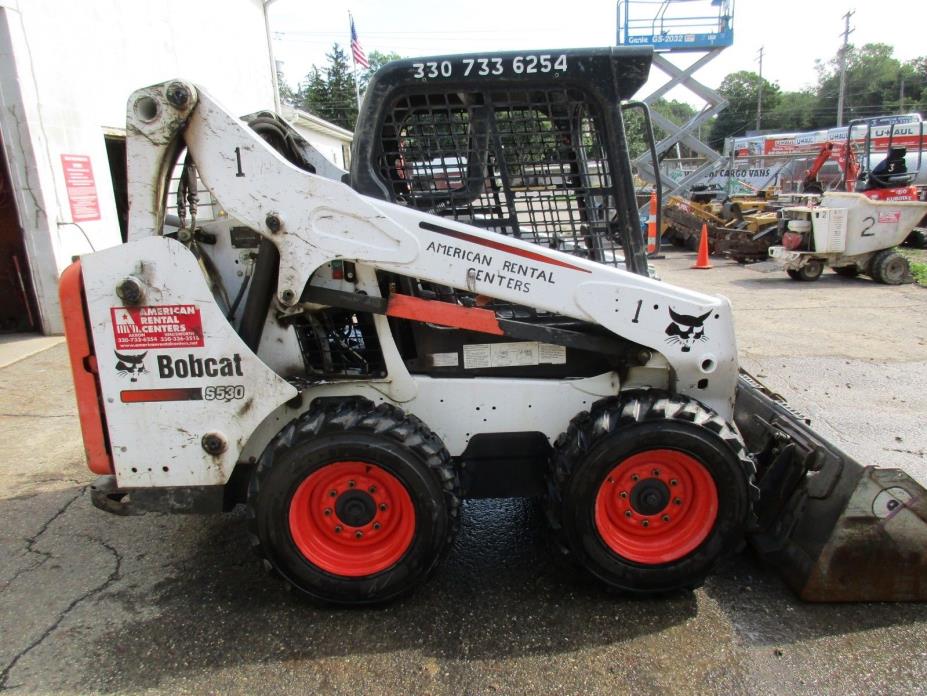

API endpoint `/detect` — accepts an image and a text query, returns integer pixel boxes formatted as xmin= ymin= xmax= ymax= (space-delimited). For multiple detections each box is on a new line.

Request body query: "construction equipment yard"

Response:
xmin=2 ymin=248 xmax=924 ymax=696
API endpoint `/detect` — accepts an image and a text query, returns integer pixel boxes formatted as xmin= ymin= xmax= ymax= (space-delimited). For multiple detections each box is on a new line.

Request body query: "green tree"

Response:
xmin=814 ymin=43 xmax=903 ymax=125
xmin=707 ymin=71 xmax=781 ymax=149
xmin=767 ymin=90 xmax=818 ymax=132
xmin=667 ymin=43 xmax=926 ymax=155
xmin=323 ymin=43 xmax=358 ymax=130
xmin=656 ymin=99 xmax=698 ymax=128
xmin=295 ymin=43 xmax=359 ymax=130
xmin=624 ymin=98 xmax=698 ymax=158
xmin=898 ymin=57 xmax=927 ymax=115
xmin=296 ymin=67 xmax=330 ymax=118
xmin=360 ymin=50 xmax=404 ymax=91
xmin=294 ymin=45 xmax=404 ymax=131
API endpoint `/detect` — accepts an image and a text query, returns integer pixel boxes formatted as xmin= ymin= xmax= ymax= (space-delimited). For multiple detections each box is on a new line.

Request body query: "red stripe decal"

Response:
xmin=121 ymin=388 xmax=203 ymax=403
xmin=386 ymin=294 xmax=504 ymax=335
xmin=420 ymin=221 xmax=592 ymax=273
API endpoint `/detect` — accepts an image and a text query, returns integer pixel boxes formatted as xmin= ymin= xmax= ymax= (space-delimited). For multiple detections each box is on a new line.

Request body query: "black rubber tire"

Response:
xmin=247 ymin=397 xmax=460 ymax=605
xmin=800 ymin=260 xmax=824 ymax=281
xmin=685 ymin=234 xmax=700 ymax=252
xmin=545 ymin=391 xmax=756 ymax=594
xmin=833 ymin=265 xmax=860 ymax=278
xmin=787 ymin=260 xmax=823 ymax=281
xmin=869 ymin=249 xmax=911 ymax=285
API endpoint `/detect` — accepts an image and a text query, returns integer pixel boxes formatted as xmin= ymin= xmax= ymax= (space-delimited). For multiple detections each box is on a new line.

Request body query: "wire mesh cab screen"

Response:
xmin=351 ymin=48 xmax=653 ymax=273
xmin=385 ymin=90 xmax=624 ymax=263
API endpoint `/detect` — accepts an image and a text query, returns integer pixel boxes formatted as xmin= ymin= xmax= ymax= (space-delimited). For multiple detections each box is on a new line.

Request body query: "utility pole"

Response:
xmin=836 ymin=9 xmax=854 ymax=127
xmin=756 ymin=46 xmax=764 ymax=131
xmin=263 ymin=0 xmax=282 ymax=113
xmin=900 ymin=75 xmax=906 ymax=113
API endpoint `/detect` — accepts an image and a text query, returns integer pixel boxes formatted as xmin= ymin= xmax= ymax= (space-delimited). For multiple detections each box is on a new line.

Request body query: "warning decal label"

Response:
xmin=111 ymin=305 xmax=205 ymax=350
xmin=430 ymin=352 xmax=460 ymax=367
xmin=61 ymin=154 xmax=101 ymax=222
xmin=462 ymin=342 xmax=567 ymax=369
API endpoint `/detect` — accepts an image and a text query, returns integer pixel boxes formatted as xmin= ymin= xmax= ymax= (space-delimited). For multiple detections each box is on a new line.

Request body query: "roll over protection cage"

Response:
xmin=349 ymin=47 xmax=655 ymax=276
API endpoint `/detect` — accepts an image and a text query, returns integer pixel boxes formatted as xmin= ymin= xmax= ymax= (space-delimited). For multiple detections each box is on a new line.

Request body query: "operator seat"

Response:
xmin=859 ymin=147 xmax=916 ymax=190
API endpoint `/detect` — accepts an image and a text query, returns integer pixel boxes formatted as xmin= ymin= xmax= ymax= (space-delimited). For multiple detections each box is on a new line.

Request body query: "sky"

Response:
xmin=268 ymin=0 xmax=924 ymax=111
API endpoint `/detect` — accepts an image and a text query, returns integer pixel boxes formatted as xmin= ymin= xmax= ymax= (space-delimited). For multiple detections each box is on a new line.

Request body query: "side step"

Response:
xmin=91 ymin=475 xmax=226 ymax=516
xmin=735 ymin=371 xmax=927 ymax=601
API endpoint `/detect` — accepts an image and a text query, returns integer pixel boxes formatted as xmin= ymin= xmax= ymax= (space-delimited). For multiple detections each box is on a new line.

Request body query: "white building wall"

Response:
xmin=0 ymin=0 xmax=274 ymax=334
xmin=292 ymin=126 xmax=349 ymax=170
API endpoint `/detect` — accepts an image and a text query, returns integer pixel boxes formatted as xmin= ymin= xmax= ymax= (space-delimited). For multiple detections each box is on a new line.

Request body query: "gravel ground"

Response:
xmin=1 ymin=249 xmax=925 ymax=695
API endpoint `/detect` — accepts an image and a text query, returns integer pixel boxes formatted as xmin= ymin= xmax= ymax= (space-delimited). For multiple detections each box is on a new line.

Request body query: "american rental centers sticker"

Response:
xmin=111 ymin=305 xmax=205 ymax=350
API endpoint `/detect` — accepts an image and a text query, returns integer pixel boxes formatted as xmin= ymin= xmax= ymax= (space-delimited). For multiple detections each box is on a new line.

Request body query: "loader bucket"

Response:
xmin=735 ymin=372 xmax=927 ymax=601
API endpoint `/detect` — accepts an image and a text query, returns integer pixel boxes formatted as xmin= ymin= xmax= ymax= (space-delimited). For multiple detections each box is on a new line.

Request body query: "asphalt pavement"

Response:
xmin=1 ymin=249 xmax=926 ymax=695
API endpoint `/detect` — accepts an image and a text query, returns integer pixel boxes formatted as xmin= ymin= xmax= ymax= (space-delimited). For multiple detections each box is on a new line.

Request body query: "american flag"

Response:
xmin=350 ymin=15 xmax=369 ymax=69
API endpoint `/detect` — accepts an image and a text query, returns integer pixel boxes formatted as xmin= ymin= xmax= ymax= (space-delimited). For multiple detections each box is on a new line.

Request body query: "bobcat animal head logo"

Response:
xmin=114 ymin=351 xmax=147 ymax=382
xmin=665 ymin=309 xmax=711 ymax=352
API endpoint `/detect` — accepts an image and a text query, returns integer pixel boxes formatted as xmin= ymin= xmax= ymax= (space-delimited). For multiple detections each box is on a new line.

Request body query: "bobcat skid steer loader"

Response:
xmin=61 ymin=48 xmax=927 ymax=604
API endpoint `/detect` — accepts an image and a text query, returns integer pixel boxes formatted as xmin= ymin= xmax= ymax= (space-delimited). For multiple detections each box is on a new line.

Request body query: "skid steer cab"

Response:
xmin=61 ymin=48 xmax=927 ymax=605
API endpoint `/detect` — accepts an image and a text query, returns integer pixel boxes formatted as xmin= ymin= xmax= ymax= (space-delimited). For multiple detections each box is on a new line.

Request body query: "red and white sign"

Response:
xmin=738 ymin=120 xmax=927 ymax=159
xmin=61 ymin=154 xmax=101 ymax=222
xmin=865 ymin=187 xmax=919 ymax=202
xmin=111 ymin=305 xmax=205 ymax=350
xmin=878 ymin=211 xmax=902 ymax=224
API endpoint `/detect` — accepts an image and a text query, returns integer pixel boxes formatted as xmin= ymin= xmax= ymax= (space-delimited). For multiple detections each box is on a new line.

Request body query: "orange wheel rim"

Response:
xmin=288 ymin=461 xmax=416 ymax=577
xmin=594 ymin=449 xmax=718 ymax=564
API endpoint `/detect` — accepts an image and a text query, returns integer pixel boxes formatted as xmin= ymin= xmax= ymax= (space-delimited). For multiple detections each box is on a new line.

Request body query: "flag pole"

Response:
xmin=349 ymin=11 xmax=362 ymax=112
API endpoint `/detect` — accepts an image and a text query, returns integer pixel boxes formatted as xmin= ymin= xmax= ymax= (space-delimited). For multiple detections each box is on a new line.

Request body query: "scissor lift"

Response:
xmin=618 ymin=0 xmax=733 ymax=197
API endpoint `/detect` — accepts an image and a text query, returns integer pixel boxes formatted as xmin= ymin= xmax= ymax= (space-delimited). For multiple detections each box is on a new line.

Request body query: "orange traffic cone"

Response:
xmin=646 ymin=191 xmax=658 ymax=254
xmin=691 ymin=223 xmax=712 ymax=269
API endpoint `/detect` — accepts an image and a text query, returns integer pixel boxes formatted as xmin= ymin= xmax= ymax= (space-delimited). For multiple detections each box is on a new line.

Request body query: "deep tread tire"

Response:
xmin=545 ymin=390 xmax=756 ymax=594
xmin=869 ymin=249 xmax=911 ymax=285
xmin=247 ymin=397 xmax=459 ymax=604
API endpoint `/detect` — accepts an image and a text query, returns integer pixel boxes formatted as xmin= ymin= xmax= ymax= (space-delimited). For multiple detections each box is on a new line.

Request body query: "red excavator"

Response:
xmin=803 ymin=135 xmax=921 ymax=204
xmin=800 ymin=141 xmax=860 ymax=195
